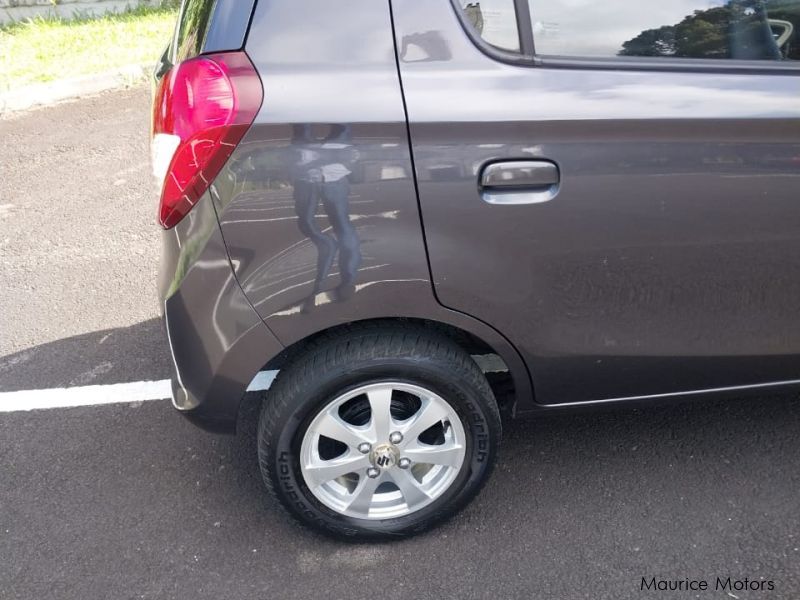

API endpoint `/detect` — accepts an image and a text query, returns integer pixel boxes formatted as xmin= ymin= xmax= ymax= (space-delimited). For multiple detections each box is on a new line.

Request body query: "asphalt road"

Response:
xmin=1 ymin=88 xmax=800 ymax=600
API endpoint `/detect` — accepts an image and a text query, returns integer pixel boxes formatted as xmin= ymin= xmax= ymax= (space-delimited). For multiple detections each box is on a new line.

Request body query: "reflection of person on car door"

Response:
xmin=291 ymin=124 xmax=361 ymax=309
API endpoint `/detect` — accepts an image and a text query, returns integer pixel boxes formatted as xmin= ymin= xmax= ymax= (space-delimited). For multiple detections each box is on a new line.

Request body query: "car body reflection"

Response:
xmin=291 ymin=124 xmax=362 ymax=310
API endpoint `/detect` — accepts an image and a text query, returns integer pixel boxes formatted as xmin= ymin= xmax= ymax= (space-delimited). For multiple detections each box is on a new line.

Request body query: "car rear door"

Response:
xmin=392 ymin=0 xmax=800 ymax=406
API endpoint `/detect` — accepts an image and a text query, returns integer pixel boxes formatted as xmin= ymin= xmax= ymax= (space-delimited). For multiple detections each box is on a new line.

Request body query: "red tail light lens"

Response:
xmin=151 ymin=52 xmax=262 ymax=229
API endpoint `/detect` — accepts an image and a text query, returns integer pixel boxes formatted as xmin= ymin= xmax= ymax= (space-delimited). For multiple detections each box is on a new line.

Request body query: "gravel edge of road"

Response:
xmin=0 ymin=63 xmax=152 ymax=117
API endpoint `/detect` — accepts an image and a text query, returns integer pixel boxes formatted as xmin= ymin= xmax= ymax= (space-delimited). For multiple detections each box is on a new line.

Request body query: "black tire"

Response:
xmin=257 ymin=322 xmax=502 ymax=540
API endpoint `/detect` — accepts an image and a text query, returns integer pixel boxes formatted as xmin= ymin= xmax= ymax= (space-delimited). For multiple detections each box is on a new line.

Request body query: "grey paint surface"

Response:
xmin=393 ymin=0 xmax=800 ymax=406
xmin=159 ymin=0 xmax=800 ymax=429
xmin=157 ymin=0 xmax=530 ymax=432
xmin=216 ymin=0 xmax=427 ymax=338
xmin=210 ymin=0 xmax=532 ymax=421
xmin=159 ymin=192 xmax=282 ymax=432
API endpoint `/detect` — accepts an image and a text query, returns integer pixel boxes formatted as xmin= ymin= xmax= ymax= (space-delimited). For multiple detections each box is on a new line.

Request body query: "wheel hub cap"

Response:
xmin=370 ymin=443 xmax=399 ymax=468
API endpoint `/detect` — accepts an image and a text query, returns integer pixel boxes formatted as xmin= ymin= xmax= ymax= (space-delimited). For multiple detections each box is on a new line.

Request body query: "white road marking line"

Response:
xmin=0 ymin=355 xmax=506 ymax=414
xmin=0 ymin=380 xmax=172 ymax=413
xmin=0 ymin=370 xmax=279 ymax=413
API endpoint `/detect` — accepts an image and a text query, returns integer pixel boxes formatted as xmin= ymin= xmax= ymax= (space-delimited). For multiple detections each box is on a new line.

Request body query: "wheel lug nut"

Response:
xmin=357 ymin=442 xmax=371 ymax=454
xmin=366 ymin=467 xmax=381 ymax=479
xmin=389 ymin=431 xmax=403 ymax=444
xmin=398 ymin=458 xmax=411 ymax=470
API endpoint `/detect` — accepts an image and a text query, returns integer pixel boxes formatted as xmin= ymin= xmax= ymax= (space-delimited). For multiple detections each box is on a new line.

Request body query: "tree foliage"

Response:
xmin=619 ymin=0 xmax=799 ymax=60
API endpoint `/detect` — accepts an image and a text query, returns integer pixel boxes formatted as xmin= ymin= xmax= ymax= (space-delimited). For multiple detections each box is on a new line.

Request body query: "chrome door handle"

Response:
xmin=480 ymin=160 xmax=560 ymax=205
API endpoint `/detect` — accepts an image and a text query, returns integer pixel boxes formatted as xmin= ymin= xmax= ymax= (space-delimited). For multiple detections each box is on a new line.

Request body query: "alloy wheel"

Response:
xmin=299 ymin=382 xmax=467 ymax=519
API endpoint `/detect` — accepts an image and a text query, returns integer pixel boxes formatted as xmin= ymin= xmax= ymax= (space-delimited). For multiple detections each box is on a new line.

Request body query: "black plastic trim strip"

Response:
xmin=448 ymin=0 xmax=537 ymax=66
xmin=202 ymin=0 xmax=258 ymax=55
xmin=516 ymin=378 xmax=800 ymax=414
xmin=513 ymin=0 xmax=535 ymax=56
xmin=539 ymin=54 xmax=800 ymax=76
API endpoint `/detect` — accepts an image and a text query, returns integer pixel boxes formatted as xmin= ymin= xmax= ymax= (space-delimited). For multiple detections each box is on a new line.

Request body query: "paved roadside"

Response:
xmin=1 ymin=87 xmax=799 ymax=600
xmin=0 ymin=86 xmax=166 ymax=388
xmin=3 ymin=390 xmax=799 ymax=599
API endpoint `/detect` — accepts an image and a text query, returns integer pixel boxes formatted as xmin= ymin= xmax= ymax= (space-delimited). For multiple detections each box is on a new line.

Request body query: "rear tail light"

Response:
xmin=151 ymin=51 xmax=262 ymax=229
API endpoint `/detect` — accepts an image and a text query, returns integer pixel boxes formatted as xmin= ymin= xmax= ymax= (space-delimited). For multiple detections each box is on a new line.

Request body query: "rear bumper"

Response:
xmin=159 ymin=192 xmax=283 ymax=434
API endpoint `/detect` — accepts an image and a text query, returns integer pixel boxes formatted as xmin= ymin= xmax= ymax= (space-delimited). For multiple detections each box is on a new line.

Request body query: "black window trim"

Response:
xmin=449 ymin=0 xmax=800 ymax=75
xmin=514 ymin=0 xmax=535 ymax=56
xmin=169 ymin=0 xmax=258 ymax=65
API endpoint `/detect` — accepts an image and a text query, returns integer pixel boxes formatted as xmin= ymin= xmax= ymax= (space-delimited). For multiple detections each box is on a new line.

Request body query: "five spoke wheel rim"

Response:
xmin=299 ymin=382 xmax=467 ymax=520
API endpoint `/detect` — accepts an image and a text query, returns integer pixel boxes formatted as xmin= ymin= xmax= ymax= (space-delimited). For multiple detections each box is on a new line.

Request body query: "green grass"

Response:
xmin=0 ymin=6 xmax=178 ymax=92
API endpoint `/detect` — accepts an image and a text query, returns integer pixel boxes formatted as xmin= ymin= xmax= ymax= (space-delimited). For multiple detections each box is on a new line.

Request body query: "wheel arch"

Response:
xmin=257 ymin=316 xmax=534 ymax=416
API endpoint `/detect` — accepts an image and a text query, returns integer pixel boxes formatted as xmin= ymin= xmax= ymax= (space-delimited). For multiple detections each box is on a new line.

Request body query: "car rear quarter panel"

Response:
xmin=212 ymin=0 xmax=534 ymax=410
xmin=160 ymin=191 xmax=283 ymax=432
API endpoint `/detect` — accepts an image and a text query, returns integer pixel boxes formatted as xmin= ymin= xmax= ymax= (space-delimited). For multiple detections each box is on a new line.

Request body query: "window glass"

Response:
xmin=458 ymin=0 xmax=521 ymax=52
xmin=173 ymin=0 xmax=215 ymax=62
xmin=527 ymin=0 xmax=800 ymax=60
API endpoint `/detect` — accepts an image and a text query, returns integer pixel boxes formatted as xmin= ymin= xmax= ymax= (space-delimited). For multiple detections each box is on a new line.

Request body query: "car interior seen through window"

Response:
xmin=460 ymin=0 xmax=799 ymax=61
xmin=459 ymin=0 xmax=520 ymax=52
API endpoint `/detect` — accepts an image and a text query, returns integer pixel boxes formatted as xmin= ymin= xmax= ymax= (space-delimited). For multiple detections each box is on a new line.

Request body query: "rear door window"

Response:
xmin=529 ymin=0 xmax=799 ymax=61
xmin=456 ymin=0 xmax=521 ymax=52
xmin=455 ymin=0 xmax=800 ymax=62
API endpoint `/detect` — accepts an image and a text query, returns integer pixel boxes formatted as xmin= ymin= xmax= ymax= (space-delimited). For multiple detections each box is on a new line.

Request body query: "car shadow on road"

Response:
xmin=0 ymin=318 xmax=171 ymax=392
xmin=225 ymin=385 xmax=800 ymax=546
xmin=3 ymin=319 xmax=799 ymax=559
xmin=3 ymin=322 xmax=800 ymax=599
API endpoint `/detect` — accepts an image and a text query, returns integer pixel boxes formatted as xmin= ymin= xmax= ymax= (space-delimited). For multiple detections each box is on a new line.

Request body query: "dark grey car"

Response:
xmin=153 ymin=0 xmax=800 ymax=539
